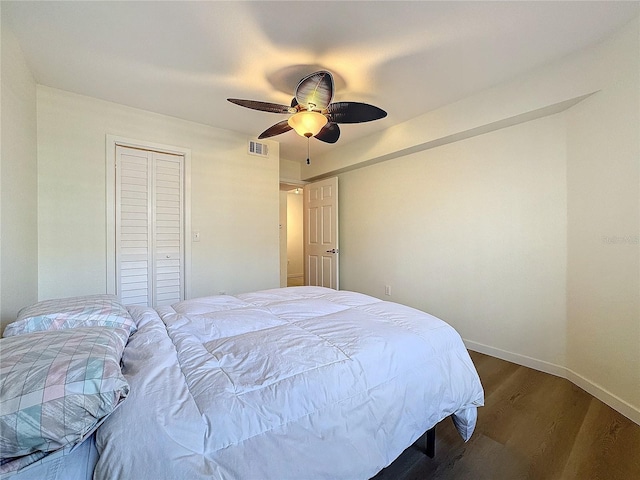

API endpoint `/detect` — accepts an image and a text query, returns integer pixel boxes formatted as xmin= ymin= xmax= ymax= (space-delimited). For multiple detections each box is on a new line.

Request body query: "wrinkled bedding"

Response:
xmin=95 ymin=287 xmax=484 ymax=479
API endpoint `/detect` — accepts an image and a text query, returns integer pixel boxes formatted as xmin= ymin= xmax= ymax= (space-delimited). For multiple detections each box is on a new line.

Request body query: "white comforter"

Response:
xmin=94 ymin=287 xmax=484 ymax=479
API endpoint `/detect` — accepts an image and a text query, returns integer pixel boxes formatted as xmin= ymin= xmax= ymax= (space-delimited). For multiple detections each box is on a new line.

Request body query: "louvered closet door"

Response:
xmin=115 ymin=146 xmax=184 ymax=307
xmin=153 ymin=153 xmax=183 ymax=305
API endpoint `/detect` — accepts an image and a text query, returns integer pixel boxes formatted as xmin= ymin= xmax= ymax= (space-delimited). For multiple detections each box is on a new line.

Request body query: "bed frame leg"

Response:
xmin=424 ymin=425 xmax=436 ymax=458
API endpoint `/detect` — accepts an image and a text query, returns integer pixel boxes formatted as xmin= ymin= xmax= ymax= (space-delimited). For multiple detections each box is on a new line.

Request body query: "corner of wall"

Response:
xmin=1 ymin=14 xmax=38 ymax=331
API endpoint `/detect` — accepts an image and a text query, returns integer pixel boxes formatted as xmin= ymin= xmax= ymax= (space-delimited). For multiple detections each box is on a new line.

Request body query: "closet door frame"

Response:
xmin=106 ymin=135 xmax=192 ymax=301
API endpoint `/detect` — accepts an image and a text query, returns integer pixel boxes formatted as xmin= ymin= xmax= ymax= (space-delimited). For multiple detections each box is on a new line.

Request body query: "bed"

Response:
xmin=1 ymin=287 xmax=484 ymax=479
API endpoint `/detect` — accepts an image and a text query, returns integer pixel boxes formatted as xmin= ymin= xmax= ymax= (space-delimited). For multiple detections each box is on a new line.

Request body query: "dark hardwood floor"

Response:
xmin=373 ymin=351 xmax=640 ymax=480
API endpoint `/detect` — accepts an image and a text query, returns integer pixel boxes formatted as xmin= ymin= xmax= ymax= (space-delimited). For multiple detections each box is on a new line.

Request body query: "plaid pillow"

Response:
xmin=3 ymin=294 xmax=136 ymax=337
xmin=0 ymin=327 xmax=130 ymax=474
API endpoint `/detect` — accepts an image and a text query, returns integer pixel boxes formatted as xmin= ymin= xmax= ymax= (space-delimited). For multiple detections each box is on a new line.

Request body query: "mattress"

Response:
xmin=94 ymin=286 xmax=484 ymax=479
xmin=0 ymin=437 xmax=98 ymax=480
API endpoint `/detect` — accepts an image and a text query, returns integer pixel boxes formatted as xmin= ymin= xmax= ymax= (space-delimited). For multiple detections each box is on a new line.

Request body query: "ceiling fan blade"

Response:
xmin=314 ymin=123 xmax=340 ymax=144
xmin=295 ymin=71 xmax=334 ymax=110
xmin=227 ymin=98 xmax=292 ymax=114
xmin=327 ymin=102 xmax=387 ymax=124
xmin=258 ymin=120 xmax=292 ymax=139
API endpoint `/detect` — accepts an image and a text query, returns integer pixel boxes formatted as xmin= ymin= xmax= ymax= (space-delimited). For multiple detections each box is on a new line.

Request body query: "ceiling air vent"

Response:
xmin=248 ymin=140 xmax=269 ymax=157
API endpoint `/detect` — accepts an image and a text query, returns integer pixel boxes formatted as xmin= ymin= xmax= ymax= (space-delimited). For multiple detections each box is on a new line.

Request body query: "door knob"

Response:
xmin=326 ymin=249 xmax=339 ymax=254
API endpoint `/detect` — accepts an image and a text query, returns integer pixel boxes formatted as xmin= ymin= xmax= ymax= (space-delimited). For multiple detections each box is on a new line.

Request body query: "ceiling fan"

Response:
xmin=228 ymin=70 xmax=387 ymax=162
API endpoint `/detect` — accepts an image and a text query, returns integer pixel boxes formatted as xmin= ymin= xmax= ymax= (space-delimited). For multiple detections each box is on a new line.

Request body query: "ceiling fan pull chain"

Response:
xmin=306 ymin=136 xmax=311 ymax=165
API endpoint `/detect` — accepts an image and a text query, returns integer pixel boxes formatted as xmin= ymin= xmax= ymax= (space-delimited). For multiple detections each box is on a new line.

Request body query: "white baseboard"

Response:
xmin=464 ymin=339 xmax=640 ymax=427
xmin=564 ymin=369 xmax=640 ymax=427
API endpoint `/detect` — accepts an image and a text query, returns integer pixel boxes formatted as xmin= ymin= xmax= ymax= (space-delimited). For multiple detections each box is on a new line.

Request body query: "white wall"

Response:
xmin=339 ymin=114 xmax=567 ymax=368
xmin=37 ymin=86 xmax=280 ymax=302
xmin=1 ymin=14 xmax=38 ymax=331
xmin=286 ymin=191 xmax=304 ymax=281
xmin=279 ymin=190 xmax=288 ymax=287
xmin=280 ymin=158 xmax=301 ymax=182
xmin=565 ymin=17 xmax=640 ymax=421
xmin=307 ymin=16 xmax=640 ymax=423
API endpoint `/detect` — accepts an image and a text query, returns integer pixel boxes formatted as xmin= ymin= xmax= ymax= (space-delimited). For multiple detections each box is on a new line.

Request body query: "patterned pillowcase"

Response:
xmin=3 ymin=294 xmax=136 ymax=337
xmin=0 ymin=327 xmax=130 ymax=474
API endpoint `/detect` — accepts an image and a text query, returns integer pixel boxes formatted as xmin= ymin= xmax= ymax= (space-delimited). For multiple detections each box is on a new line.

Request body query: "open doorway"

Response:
xmin=279 ymin=183 xmax=305 ymax=287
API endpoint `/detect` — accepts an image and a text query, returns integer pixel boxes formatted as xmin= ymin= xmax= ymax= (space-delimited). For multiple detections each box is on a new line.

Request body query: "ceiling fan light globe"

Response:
xmin=288 ymin=111 xmax=328 ymax=138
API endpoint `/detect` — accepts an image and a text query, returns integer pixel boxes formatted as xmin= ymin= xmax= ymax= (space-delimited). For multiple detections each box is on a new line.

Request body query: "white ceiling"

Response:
xmin=4 ymin=1 xmax=639 ymax=163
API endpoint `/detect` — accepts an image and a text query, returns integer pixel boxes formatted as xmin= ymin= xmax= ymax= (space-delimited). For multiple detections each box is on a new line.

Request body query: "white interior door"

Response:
xmin=115 ymin=145 xmax=185 ymax=306
xmin=304 ymin=177 xmax=339 ymax=289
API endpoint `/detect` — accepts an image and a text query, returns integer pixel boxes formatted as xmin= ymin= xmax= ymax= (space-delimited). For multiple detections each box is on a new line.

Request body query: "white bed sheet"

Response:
xmin=1 ymin=436 xmax=98 ymax=480
xmin=95 ymin=287 xmax=484 ymax=479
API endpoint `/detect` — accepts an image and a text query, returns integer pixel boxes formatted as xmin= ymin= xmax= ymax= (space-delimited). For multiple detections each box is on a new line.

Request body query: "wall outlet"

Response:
xmin=385 ymin=285 xmax=392 ymax=296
